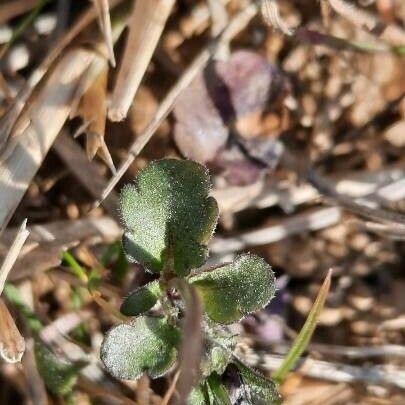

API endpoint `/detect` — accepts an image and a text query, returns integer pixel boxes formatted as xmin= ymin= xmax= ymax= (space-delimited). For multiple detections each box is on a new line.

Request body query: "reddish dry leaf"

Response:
xmin=174 ymin=50 xmax=288 ymax=185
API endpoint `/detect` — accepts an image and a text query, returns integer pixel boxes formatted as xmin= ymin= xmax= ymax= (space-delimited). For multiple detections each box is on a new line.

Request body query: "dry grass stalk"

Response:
xmin=76 ymin=377 xmax=137 ymax=405
xmin=0 ymin=0 xmax=123 ymax=157
xmin=99 ymin=2 xmax=260 ymax=204
xmin=213 ymin=166 xmax=405 ymax=214
xmin=207 ymin=0 xmax=228 ymax=36
xmin=6 ymin=242 xmax=73 ymax=282
xmin=239 ymin=351 xmax=405 ymax=389
xmin=210 ymin=207 xmax=342 ymax=254
xmin=179 ymin=0 xmax=232 ymax=38
xmin=0 ymin=219 xmax=28 ymax=364
xmin=108 ymin=0 xmax=176 ymax=122
xmin=40 ymin=310 xmax=93 ymax=344
xmin=0 ymin=216 xmax=121 ymax=248
xmin=0 ymin=47 xmax=107 ymax=233
xmin=161 ymin=370 xmax=180 ymax=405
xmin=93 ymin=0 xmax=116 ymax=66
xmin=0 ymin=216 xmax=121 ymax=282
xmin=53 ymin=131 xmax=119 ymax=219
xmin=74 ymin=64 xmax=116 ymax=172
xmin=261 ymin=0 xmax=294 ymax=36
xmin=0 ymin=219 xmax=29 ymax=294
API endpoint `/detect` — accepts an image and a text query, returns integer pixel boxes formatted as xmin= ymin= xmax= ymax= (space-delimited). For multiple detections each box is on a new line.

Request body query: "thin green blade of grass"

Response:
xmin=62 ymin=251 xmax=88 ymax=283
xmin=272 ymin=269 xmax=332 ymax=383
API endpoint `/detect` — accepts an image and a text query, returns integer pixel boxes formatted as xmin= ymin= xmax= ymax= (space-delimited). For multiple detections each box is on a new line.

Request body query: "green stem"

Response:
xmin=62 ymin=251 xmax=88 ymax=283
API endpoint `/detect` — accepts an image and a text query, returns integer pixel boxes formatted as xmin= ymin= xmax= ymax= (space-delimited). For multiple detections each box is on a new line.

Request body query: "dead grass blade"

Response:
xmin=53 ymin=131 xmax=119 ymax=219
xmin=0 ymin=219 xmax=29 ymax=294
xmin=1 ymin=216 xmax=121 ymax=249
xmin=0 ymin=47 xmax=106 ymax=233
xmin=240 ymin=352 xmax=405 ymax=389
xmin=261 ymin=0 xmax=293 ymax=36
xmin=0 ymin=0 xmax=124 ymax=156
xmin=98 ymin=2 xmax=260 ymax=205
xmin=108 ymin=0 xmax=176 ymax=122
xmin=93 ymin=0 xmax=116 ymax=66
xmin=207 ymin=0 xmax=228 ymax=36
xmin=74 ymin=64 xmax=115 ymax=172
xmin=161 ymin=370 xmax=181 ymax=405
xmin=0 ymin=219 xmax=28 ymax=364
xmin=179 ymin=0 xmax=232 ymax=39
xmin=0 ymin=6 xmax=129 ymax=233
xmin=210 ymin=207 xmax=342 ymax=254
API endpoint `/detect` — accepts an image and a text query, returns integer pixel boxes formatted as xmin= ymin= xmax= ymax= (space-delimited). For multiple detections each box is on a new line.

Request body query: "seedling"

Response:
xmin=101 ymin=159 xmax=280 ymax=404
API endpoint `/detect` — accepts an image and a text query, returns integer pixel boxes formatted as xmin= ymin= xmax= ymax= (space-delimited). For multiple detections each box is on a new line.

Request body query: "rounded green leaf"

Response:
xmin=190 ymin=254 xmax=276 ymax=324
xmin=100 ymin=316 xmax=180 ymax=380
xmin=120 ymin=280 xmax=161 ymax=316
xmin=120 ymin=159 xmax=218 ymax=276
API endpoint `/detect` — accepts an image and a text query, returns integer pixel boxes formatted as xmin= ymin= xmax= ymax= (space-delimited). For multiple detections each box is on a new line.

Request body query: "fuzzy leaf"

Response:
xmin=201 ymin=323 xmax=235 ymax=377
xmin=100 ymin=316 xmax=180 ymax=380
xmin=120 ymin=280 xmax=161 ymax=316
xmin=190 ymin=254 xmax=276 ymax=324
xmin=120 ymin=159 xmax=218 ymax=276
xmin=34 ymin=341 xmax=82 ymax=397
xmin=234 ymin=359 xmax=280 ymax=404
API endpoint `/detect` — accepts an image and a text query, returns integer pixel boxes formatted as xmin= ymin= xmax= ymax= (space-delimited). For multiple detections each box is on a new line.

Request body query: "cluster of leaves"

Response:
xmin=101 ymin=159 xmax=280 ymax=404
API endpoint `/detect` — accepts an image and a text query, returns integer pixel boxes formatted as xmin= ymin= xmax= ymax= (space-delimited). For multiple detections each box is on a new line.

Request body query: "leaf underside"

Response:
xmin=190 ymin=254 xmax=276 ymax=324
xmin=120 ymin=159 xmax=218 ymax=276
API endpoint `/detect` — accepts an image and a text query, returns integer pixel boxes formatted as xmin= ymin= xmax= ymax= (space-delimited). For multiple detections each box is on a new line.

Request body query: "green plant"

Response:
xmin=100 ymin=159 xmax=280 ymax=404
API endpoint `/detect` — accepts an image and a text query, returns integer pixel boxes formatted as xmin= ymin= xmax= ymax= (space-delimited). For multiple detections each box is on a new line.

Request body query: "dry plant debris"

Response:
xmin=0 ymin=0 xmax=404 ymax=403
